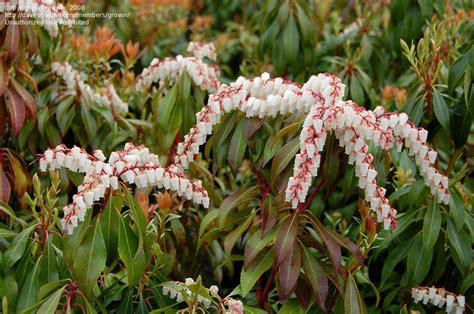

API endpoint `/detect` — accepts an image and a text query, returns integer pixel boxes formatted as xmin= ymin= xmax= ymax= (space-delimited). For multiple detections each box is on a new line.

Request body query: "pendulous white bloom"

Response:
xmin=38 ymin=143 xmax=208 ymax=234
xmin=135 ymin=42 xmax=220 ymax=93
xmin=14 ymin=0 xmax=72 ymax=36
xmin=412 ymin=286 xmax=465 ymax=313
xmin=51 ymin=62 xmax=128 ymax=113
xmin=172 ymin=72 xmax=449 ymax=231
xmin=187 ymin=42 xmax=217 ymax=61
xmin=161 ymin=278 xmax=219 ymax=310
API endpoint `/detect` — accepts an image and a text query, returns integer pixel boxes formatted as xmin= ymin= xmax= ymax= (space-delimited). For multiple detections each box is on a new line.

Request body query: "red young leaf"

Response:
xmin=302 ymin=246 xmax=329 ymax=311
xmin=4 ymin=24 xmax=20 ymax=61
xmin=312 ymin=217 xmax=342 ymax=273
xmin=0 ymin=163 xmax=11 ymax=203
xmin=274 ymin=213 xmax=299 ymax=265
xmin=10 ymin=77 xmax=36 ymax=119
xmin=278 ymin=242 xmax=302 ymax=301
xmin=261 ymin=195 xmax=278 ymax=237
xmin=4 ymin=88 xmax=26 ymax=136
xmin=0 ymin=56 xmax=9 ymax=96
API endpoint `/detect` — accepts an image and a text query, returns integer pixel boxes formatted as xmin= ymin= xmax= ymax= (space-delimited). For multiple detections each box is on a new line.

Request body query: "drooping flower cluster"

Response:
xmin=161 ymin=278 xmax=244 ymax=314
xmin=135 ymin=43 xmax=220 ymax=93
xmin=173 ymin=72 xmax=450 ymax=230
xmin=187 ymin=42 xmax=217 ymax=61
xmin=11 ymin=0 xmax=72 ymax=37
xmin=38 ymin=143 xmax=209 ymax=233
xmin=51 ymin=62 xmax=128 ymax=112
xmin=412 ymin=286 xmax=465 ymax=313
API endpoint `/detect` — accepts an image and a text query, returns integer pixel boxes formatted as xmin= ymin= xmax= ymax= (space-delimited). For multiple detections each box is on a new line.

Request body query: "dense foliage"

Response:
xmin=0 ymin=0 xmax=472 ymax=313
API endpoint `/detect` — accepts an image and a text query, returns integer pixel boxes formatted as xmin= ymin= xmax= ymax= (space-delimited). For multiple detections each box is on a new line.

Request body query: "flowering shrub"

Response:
xmin=0 ymin=1 xmax=472 ymax=313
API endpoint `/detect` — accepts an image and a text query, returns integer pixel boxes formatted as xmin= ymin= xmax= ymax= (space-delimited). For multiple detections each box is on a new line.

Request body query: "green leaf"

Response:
xmin=16 ymin=256 xmax=41 ymax=312
xmin=422 ymin=201 xmax=441 ymax=250
xmin=118 ymin=216 xmax=146 ymax=286
xmin=81 ymin=105 xmax=97 ymax=140
xmin=274 ymin=214 xmax=299 ymax=265
xmin=218 ymin=186 xmax=259 ymax=228
xmin=448 ymin=48 xmax=472 ymax=94
xmin=224 ymin=211 xmax=255 ymax=256
xmin=407 ymin=234 xmax=432 ymax=285
xmin=157 ymin=84 xmax=179 ymax=132
xmin=447 ymin=218 xmax=472 ymax=276
xmin=99 ymin=196 xmax=121 ymax=263
xmin=432 ymin=88 xmax=450 ymax=130
xmin=0 ymin=227 xmax=17 ymax=238
xmin=73 ymin=220 xmax=106 ymax=297
xmin=240 ymin=248 xmax=273 ymax=297
xmin=228 ymin=118 xmax=247 ymax=176
xmin=2 ymin=225 xmax=34 ymax=272
xmin=344 ymin=273 xmax=367 ymax=314
xmin=302 ymin=247 xmax=328 ymax=311
xmin=282 ymin=15 xmax=300 ymax=65
xmin=450 ymin=98 xmax=472 ymax=149
xmin=460 ymin=272 xmax=474 ymax=294
xmin=350 ymin=77 xmax=364 ymax=105
xmin=271 ymin=137 xmax=300 ymax=186
xmin=37 ymin=285 xmax=66 ymax=313
xmin=40 ymin=235 xmax=59 ymax=282
xmin=244 ymin=226 xmax=278 ymax=267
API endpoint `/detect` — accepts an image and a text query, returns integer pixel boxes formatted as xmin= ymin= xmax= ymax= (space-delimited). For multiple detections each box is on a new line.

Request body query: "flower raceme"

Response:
xmin=12 ymin=0 xmax=72 ymax=37
xmin=187 ymin=41 xmax=218 ymax=61
xmin=39 ymin=143 xmax=209 ymax=234
xmin=51 ymin=62 xmax=128 ymax=113
xmin=135 ymin=42 xmax=220 ymax=93
xmin=173 ymin=72 xmax=450 ymax=230
xmin=40 ymin=71 xmax=449 ymax=233
xmin=412 ymin=286 xmax=465 ymax=313
xmin=161 ymin=278 xmax=244 ymax=313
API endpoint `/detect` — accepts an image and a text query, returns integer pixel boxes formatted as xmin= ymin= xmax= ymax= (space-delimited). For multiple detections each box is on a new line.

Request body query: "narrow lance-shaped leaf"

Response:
xmin=344 ymin=272 xmax=367 ymax=314
xmin=432 ymin=88 xmax=450 ymax=130
xmin=0 ymin=162 xmax=12 ymax=203
xmin=274 ymin=213 xmax=299 ymax=265
xmin=37 ymin=285 xmax=66 ymax=314
xmin=422 ymin=201 xmax=441 ymax=250
xmin=5 ymin=88 xmax=26 ymax=136
xmin=278 ymin=242 xmax=302 ymax=301
xmin=72 ymin=220 xmax=106 ymax=297
xmin=228 ymin=118 xmax=247 ymax=176
xmin=407 ymin=234 xmax=433 ymax=285
xmin=0 ymin=56 xmax=9 ymax=96
xmin=302 ymin=247 xmax=328 ymax=311
xmin=218 ymin=186 xmax=259 ymax=228
xmin=10 ymin=77 xmax=36 ymax=119
xmin=240 ymin=248 xmax=274 ymax=297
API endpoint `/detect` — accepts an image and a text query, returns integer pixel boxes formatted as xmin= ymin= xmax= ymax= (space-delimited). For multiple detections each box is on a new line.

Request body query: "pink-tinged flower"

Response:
xmin=412 ymin=286 xmax=465 ymax=313
xmin=187 ymin=42 xmax=217 ymax=61
xmin=226 ymin=298 xmax=244 ymax=314
xmin=52 ymin=62 xmax=128 ymax=112
xmin=172 ymin=72 xmax=449 ymax=231
xmin=135 ymin=44 xmax=220 ymax=93
xmin=38 ymin=143 xmax=208 ymax=234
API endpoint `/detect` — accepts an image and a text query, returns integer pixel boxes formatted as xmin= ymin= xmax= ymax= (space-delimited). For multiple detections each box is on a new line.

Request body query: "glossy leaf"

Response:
xmin=73 ymin=220 xmax=106 ymax=296
xmin=278 ymin=242 xmax=302 ymax=301
xmin=240 ymin=248 xmax=273 ymax=297
xmin=432 ymin=88 xmax=450 ymax=130
xmin=2 ymin=226 xmax=34 ymax=272
xmin=447 ymin=218 xmax=472 ymax=276
xmin=302 ymin=247 xmax=328 ymax=311
xmin=407 ymin=235 xmax=432 ymax=285
xmin=344 ymin=273 xmax=367 ymax=314
xmin=37 ymin=285 xmax=66 ymax=313
xmin=422 ymin=201 xmax=441 ymax=250
xmin=5 ymin=88 xmax=26 ymax=136
xmin=228 ymin=118 xmax=247 ymax=175
xmin=274 ymin=214 xmax=299 ymax=265
xmin=218 ymin=186 xmax=259 ymax=228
